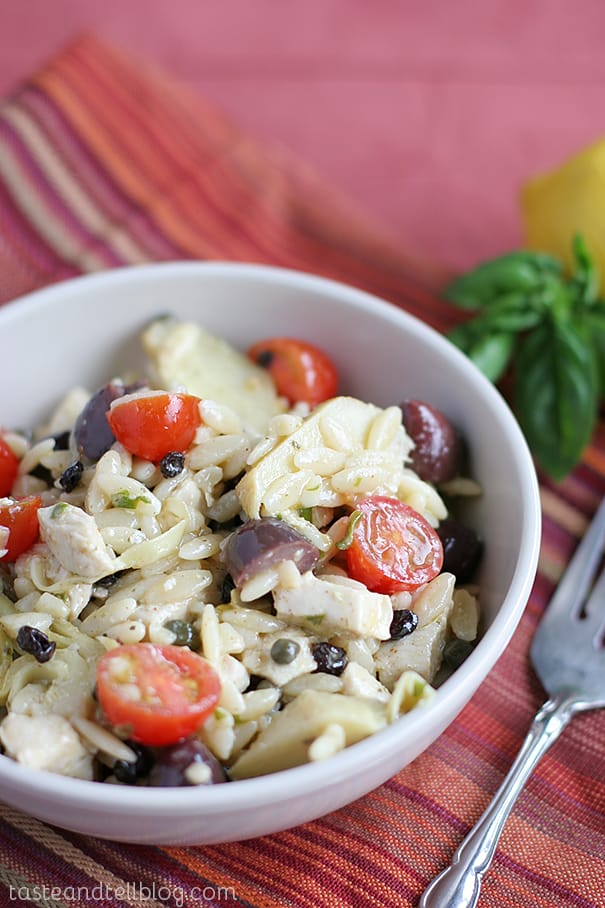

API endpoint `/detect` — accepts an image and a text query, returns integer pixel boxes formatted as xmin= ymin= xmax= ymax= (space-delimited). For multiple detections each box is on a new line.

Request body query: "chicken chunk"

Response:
xmin=273 ymin=570 xmax=393 ymax=640
xmin=0 ymin=713 xmax=93 ymax=779
xmin=38 ymin=502 xmax=116 ymax=580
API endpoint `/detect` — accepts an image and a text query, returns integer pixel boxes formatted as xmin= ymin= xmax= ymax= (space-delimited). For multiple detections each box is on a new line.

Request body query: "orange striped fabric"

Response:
xmin=0 ymin=34 xmax=604 ymax=908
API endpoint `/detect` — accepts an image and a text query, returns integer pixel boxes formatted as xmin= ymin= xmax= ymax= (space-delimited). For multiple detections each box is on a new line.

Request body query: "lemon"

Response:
xmin=521 ymin=138 xmax=605 ymax=276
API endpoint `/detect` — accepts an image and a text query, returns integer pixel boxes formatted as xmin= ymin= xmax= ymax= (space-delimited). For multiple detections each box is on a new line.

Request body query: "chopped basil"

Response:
xmin=336 ymin=509 xmax=362 ymax=550
xmin=111 ymin=491 xmax=149 ymax=509
xmin=304 ymin=613 xmax=325 ymax=626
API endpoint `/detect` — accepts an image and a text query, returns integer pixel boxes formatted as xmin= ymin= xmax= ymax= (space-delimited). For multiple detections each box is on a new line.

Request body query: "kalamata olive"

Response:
xmin=222 ymin=517 xmax=319 ymax=587
xmin=437 ymin=517 xmax=483 ymax=582
xmin=73 ymin=382 xmax=126 ymax=460
xmin=401 ymin=400 xmax=463 ymax=484
xmin=147 ymin=739 xmax=227 ymax=786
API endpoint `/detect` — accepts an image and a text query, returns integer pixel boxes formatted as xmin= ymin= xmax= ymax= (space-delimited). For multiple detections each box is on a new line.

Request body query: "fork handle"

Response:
xmin=418 ymin=691 xmax=583 ymax=908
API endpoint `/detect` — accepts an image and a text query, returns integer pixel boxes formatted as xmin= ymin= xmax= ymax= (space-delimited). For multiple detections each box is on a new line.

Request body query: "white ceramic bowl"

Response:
xmin=0 ymin=262 xmax=541 ymax=844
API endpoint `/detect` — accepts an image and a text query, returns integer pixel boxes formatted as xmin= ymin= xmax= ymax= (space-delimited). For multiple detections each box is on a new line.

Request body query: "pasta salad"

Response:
xmin=0 ymin=318 xmax=482 ymax=786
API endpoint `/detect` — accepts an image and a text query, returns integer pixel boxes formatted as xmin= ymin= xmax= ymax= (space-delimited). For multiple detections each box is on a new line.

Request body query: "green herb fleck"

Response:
xmin=336 ymin=509 xmax=363 ymax=550
xmin=299 ymin=507 xmax=314 ymax=522
xmin=51 ymin=502 xmax=69 ymax=519
xmin=304 ymin=613 xmax=325 ymax=626
xmin=111 ymin=491 xmax=149 ymax=510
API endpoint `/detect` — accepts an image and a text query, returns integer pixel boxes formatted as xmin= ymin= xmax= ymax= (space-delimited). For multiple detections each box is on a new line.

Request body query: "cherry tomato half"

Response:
xmin=96 ymin=643 xmax=221 ymax=747
xmin=106 ymin=392 xmax=202 ymax=462
xmin=0 ymin=496 xmax=42 ymax=563
xmin=248 ymin=337 xmax=338 ymax=407
xmin=0 ymin=437 xmax=19 ymax=497
xmin=345 ymin=495 xmax=443 ymax=593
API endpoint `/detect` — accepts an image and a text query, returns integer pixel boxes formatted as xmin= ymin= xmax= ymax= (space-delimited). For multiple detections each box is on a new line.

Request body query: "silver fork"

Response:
xmin=419 ymin=495 xmax=605 ymax=908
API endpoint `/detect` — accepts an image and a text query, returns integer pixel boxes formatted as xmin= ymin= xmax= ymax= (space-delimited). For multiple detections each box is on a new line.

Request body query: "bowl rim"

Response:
xmin=0 ymin=261 xmax=542 ymax=812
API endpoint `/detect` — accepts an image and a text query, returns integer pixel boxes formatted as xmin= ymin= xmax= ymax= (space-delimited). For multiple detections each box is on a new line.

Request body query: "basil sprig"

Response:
xmin=444 ymin=235 xmax=603 ymax=481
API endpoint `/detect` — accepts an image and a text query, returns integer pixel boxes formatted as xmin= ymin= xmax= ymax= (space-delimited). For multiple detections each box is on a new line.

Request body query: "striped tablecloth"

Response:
xmin=0 ymin=34 xmax=603 ymax=908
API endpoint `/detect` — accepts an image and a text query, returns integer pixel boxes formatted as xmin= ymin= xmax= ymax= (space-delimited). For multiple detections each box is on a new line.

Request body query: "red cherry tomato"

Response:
xmin=345 ymin=495 xmax=443 ymax=593
xmin=106 ymin=392 xmax=202 ymax=462
xmin=0 ymin=437 xmax=19 ymax=497
xmin=248 ymin=337 xmax=338 ymax=407
xmin=96 ymin=643 xmax=221 ymax=747
xmin=0 ymin=496 xmax=42 ymax=562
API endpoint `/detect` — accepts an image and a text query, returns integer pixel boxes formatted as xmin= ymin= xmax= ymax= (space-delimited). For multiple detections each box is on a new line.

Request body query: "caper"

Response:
xmin=270 ymin=638 xmax=300 ymax=665
xmin=163 ymin=619 xmax=194 ymax=647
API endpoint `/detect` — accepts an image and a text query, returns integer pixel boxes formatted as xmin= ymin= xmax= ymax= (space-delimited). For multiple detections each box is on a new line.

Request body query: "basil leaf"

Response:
xmin=570 ymin=233 xmax=599 ymax=308
xmin=444 ymin=252 xmax=561 ymax=311
xmin=470 ymin=295 xmax=545 ymax=333
xmin=584 ymin=301 xmax=605 ymax=397
xmin=514 ymin=315 xmax=599 ymax=480
xmin=447 ymin=321 xmax=479 ymax=353
xmin=530 ymin=271 xmax=572 ymax=321
xmin=447 ymin=292 xmax=539 ymax=382
xmin=465 ymin=331 xmax=515 ymax=383
xmin=448 ymin=314 xmax=516 ymax=382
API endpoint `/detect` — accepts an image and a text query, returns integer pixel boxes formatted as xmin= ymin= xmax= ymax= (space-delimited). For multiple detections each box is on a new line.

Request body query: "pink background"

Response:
xmin=1 ymin=0 xmax=604 ymax=273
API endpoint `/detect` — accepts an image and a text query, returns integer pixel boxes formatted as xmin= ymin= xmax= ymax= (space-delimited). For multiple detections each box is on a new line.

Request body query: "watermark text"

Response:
xmin=9 ymin=881 xmax=237 ymax=905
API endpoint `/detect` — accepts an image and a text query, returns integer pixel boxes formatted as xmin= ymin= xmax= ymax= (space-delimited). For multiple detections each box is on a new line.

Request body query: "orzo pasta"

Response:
xmin=0 ymin=318 xmax=482 ymax=785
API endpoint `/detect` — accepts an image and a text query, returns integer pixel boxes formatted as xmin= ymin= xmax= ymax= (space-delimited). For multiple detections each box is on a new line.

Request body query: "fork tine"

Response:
xmin=584 ymin=562 xmax=605 ymax=629
xmin=544 ymin=496 xmax=605 ymax=620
